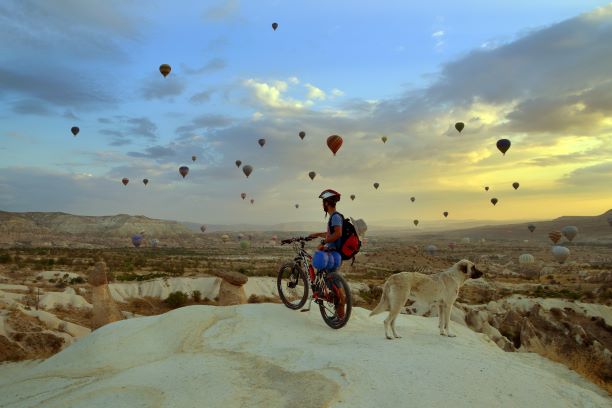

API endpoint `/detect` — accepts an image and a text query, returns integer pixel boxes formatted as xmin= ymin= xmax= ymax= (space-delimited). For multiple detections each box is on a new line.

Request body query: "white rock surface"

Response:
xmin=0 ymin=304 xmax=608 ymax=408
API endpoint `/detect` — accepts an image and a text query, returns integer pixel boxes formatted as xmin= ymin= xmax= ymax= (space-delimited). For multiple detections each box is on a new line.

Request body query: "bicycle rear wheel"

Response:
xmin=277 ymin=262 xmax=309 ymax=310
xmin=319 ymin=273 xmax=352 ymax=329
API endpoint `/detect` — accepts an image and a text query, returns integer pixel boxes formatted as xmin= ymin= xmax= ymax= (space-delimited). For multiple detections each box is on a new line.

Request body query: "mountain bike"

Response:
xmin=277 ymin=236 xmax=352 ymax=329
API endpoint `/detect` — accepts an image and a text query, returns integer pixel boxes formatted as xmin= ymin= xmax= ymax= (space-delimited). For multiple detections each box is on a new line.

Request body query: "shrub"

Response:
xmin=164 ymin=291 xmax=189 ymax=309
xmin=192 ymin=290 xmax=202 ymax=303
xmin=69 ymin=276 xmax=85 ymax=285
xmin=0 ymin=253 xmax=11 ymax=264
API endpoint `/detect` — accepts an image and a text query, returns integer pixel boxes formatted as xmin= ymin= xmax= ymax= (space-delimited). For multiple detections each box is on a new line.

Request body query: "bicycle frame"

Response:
xmin=291 ymin=241 xmax=334 ymax=309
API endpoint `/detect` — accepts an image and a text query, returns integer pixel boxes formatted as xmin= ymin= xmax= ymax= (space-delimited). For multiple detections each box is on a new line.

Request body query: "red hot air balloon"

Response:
xmin=71 ymin=126 xmax=79 ymax=136
xmin=122 ymin=178 xmax=129 ymax=186
xmin=548 ymin=231 xmax=562 ymax=245
xmin=512 ymin=182 xmax=519 ymax=190
xmin=159 ymin=64 xmax=171 ymax=77
xmin=143 ymin=179 xmax=149 ymax=186
xmin=443 ymin=211 xmax=448 ymax=218
xmin=490 ymin=198 xmax=498 ymax=206
xmin=326 ymin=135 xmax=343 ymax=156
xmin=241 ymin=193 xmax=246 ymax=200
xmin=179 ymin=166 xmax=189 ymax=178
xmin=299 ymin=131 xmax=305 ymax=140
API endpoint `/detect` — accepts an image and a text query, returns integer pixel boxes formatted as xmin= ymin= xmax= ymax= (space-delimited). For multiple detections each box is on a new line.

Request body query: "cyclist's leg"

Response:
xmin=325 ymin=269 xmax=347 ymax=319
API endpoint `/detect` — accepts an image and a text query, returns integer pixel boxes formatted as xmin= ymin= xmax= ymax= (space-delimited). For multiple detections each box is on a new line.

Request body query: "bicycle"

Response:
xmin=277 ymin=236 xmax=352 ymax=329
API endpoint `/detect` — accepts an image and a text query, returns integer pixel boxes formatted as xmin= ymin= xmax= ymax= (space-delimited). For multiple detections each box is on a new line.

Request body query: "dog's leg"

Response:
xmin=389 ymin=292 xmax=410 ymax=339
xmin=438 ymin=303 xmax=447 ymax=336
xmin=444 ymin=302 xmax=456 ymax=337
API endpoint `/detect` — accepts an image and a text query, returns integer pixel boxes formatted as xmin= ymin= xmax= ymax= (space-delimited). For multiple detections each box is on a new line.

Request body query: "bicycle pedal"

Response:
xmin=300 ymin=308 xmax=310 ymax=312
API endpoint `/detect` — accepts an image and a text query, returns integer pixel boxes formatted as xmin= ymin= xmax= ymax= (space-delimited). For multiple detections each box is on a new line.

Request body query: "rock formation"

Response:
xmin=215 ymin=271 xmax=248 ymax=306
xmin=89 ymin=261 xmax=124 ymax=330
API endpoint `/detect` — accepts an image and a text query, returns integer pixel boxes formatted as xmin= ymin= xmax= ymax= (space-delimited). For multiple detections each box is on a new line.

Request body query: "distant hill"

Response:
xmin=0 ymin=211 xmax=195 ymax=248
xmin=419 ymin=210 xmax=612 ymax=243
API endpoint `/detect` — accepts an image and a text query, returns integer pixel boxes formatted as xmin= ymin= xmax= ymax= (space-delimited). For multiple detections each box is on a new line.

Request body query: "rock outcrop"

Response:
xmin=89 ymin=261 xmax=124 ymax=330
xmin=215 ymin=271 xmax=248 ymax=306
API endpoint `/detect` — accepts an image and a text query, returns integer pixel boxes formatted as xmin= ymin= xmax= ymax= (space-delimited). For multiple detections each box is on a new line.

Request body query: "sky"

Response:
xmin=1 ymin=0 xmax=611 ymax=226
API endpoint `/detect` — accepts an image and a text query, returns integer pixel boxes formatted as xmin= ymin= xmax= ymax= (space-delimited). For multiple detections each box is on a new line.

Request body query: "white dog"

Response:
xmin=370 ymin=259 xmax=483 ymax=339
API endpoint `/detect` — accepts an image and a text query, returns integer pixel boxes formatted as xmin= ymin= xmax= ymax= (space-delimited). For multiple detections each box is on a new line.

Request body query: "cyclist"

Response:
xmin=308 ymin=189 xmax=347 ymax=319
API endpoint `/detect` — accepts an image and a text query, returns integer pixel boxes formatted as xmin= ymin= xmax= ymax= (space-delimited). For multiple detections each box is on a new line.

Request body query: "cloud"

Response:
xmin=99 ymin=116 xmax=158 ymax=146
xmin=189 ymin=89 xmax=214 ymax=104
xmin=127 ymin=145 xmax=176 ymax=159
xmin=331 ymin=88 xmax=344 ymax=97
xmin=175 ymin=114 xmax=235 ymax=137
xmin=560 ymin=161 xmax=612 ymax=186
xmin=243 ymin=79 xmax=308 ymax=112
xmin=12 ymin=99 xmax=53 ymax=116
xmin=0 ymin=64 xmax=117 ymax=109
xmin=305 ymin=84 xmax=326 ymax=101
xmin=203 ymin=0 xmax=240 ymax=21
xmin=141 ymin=77 xmax=186 ymax=100
xmin=181 ymin=58 xmax=227 ymax=75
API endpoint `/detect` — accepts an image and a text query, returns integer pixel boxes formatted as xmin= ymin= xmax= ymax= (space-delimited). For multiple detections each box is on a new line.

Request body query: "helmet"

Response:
xmin=319 ymin=189 xmax=341 ymax=202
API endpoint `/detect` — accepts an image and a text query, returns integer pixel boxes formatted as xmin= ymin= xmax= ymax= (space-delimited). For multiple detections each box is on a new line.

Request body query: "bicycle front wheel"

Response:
xmin=319 ymin=273 xmax=352 ymax=329
xmin=277 ymin=262 xmax=309 ymax=310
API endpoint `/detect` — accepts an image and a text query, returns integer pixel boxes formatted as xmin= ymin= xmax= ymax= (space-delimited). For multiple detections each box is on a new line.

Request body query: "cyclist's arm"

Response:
xmin=325 ymin=225 xmax=342 ymax=243
xmin=308 ymin=232 xmax=326 ymax=239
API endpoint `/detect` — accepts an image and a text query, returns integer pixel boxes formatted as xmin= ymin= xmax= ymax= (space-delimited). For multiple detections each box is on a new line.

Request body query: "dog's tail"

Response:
xmin=369 ymin=280 xmax=390 ymax=316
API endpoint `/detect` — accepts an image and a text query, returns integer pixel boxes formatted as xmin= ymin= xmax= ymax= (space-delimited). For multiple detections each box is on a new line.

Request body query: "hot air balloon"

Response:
xmin=237 ymin=233 xmax=245 ymax=241
xmin=373 ymin=182 xmax=380 ymax=190
xmin=351 ymin=217 xmax=367 ymax=236
xmin=200 ymin=225 xmax=207 ymax=233
xmin=484 ymin=186 xmax=489 ymax=191
xmin=413 ymin=219 xmax=419 ymax=226
xmin=551 ymin=246 xmax=570 ymax=264
xmin=179 ymin=166 xmax=189 ymax=178
xmin=548 ymin=231 xmax=562 ymax=245
xmin=410 ymin=197 xmax=415 ymax=203
xmin=192 ymin=155 xmax=197 ymax=162
xmin=295 ymin=204 xmax=299 ymax=209
xmin=243 ymin=165 xmax=253 ymax=178
xmin=122 ymin=178 xmax=129 ymax=186
xmin=561 ymin=226 xmax=578 ymax=242
xmin=221 ymin=234 xmax=230 ymax=243
xmin=518 ymin=254 xmax=535 ymax=264
xmin=235 ymin=160 xmax=242 ymax=168
xmin=150 ymin=238 xmax=159 ymax=248
xmin=272 ymin=22 xmax=278 ymax=31
xmin=271 ymin=235 xmax=277 ymax=242
xmin=528 ymin=223 xmax=536 ymax=233
xmin=443 ymin=212 xmax=448 ymax=218
xmin=258 ymin=138 xmax=266 ymax=147
xmin=512 ymin=182 xmax=520 ymax=190
xmin=425 ymin=245 xmax=438 ymax=256
xmin=448 ymin=242 xmax=457 ymax=250
xmin=455 ymin=122 xmax=464 ymax=133
xmin=308 ymin=171 xmax=316 ymax=180
xmin=241 ymin=193 xmax=246 ymax=200
xmin=496 ymin=139 xmax=511 ymax=155
xmin=299 ymin=131 xmax=305 ymax=140
xmin=143 ymin=179 xmax=149 ymax=186
xmin=71 ymin=126 xmax=79 ymax=136
xmin=250 ymin=199 xmax=254 ymax=204
xmin=159 ymin=64 xmax=171 ymax=77
xmin=326 ymin=135 xmax=343 ymax=156
xmin=381 ymin=136 xmax=388 ymax=143
xmin=350 ymin=194 xmax=355 ymax=201
xmin=240 ymin=240 xmax=250 ymax=250
xmin=490 ymin=198 xmax=498 ymax=206
xmin=131 ymin=234 xmax=143 ymax=248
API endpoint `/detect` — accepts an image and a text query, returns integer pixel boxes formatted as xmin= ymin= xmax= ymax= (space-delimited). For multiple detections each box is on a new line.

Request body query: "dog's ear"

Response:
xmin=459 ymin=261 xmax=468 ymax=273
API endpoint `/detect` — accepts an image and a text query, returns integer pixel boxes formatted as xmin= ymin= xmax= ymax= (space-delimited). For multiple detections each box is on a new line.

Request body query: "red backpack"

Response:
xmin=328 ymin=212 xmax=362 ymax=263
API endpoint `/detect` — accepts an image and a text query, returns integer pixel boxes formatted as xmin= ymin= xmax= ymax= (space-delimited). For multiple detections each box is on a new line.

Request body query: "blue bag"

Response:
xmin=312 ymin=250 xmax=342 ymax=270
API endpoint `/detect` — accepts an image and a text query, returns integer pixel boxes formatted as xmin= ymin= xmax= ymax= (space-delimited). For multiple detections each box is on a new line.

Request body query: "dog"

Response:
xmin=369 ymin=259 xmax=483 ymax=339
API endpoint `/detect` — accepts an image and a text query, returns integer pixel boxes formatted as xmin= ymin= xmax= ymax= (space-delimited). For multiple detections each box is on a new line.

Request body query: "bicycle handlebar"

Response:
xmin=280 ymin=236 xmax=314 ymax=245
